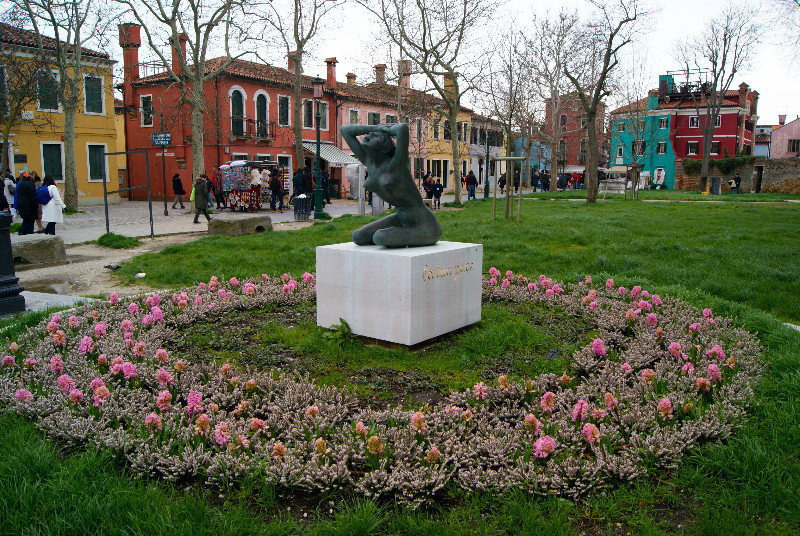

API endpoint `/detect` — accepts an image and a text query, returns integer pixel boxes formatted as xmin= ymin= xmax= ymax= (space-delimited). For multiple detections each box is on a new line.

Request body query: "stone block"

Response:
xmin=207 ymin=215 xmax=272 ymax=236
xmin=11 ymin=234 xmax=66 ymax=264
xmin=316 ymin=241 xmax=482 ymax=346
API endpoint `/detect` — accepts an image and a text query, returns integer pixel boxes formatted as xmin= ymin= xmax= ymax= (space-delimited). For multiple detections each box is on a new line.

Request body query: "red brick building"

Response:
xmin=118 ymin=23 xmax=342 ymax=199
xmin=544 ymin=94 xmax=608 ymax=173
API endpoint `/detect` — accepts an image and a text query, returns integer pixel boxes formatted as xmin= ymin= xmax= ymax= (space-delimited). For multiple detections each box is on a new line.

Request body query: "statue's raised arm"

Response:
xmin=340 ymin=123 xmax=441 ymax=248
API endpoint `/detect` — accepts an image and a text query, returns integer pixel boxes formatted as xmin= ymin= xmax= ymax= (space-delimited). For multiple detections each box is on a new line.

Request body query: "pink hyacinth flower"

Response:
xmin=15 ymin=389 xmax=33 ymax=402
xmin=540 ymin=391 xmax=556 ymax=412
xmin=582 ymin=423 xmax=601 ymax=444
xmin=473 ymin=381 xmax=489 ymax=400
xmin=591 ymin=338 xmax=607 ymax=356
xmin=571 ymin=400 xmax=589 ymax=422
xmin=533 ymin=435 xmax=556 ymax=458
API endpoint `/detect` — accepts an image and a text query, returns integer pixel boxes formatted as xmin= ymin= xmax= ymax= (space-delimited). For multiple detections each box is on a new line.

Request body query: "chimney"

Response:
xmin=398 ymin=59 xmax=411 ymax=88
xmin=751 ymin=91 xmax=759 ymax=117
xmin=738 ymin=82 xmax=749 ymax=108
xmin=171 ymin=33 xmax=187 ymax=77
xmin=325 ymin=57 xmax=338 ymax=89
xmin=443 ymin=72 xmax=457 ymax=99
xmin=374 ymin=64 xmax=386 ymax=85
xmin=118 ymin=24 xmax=141 ymax=106
xmin=287 ymin=51 xmax=297 ymax=73
xmin=346 ymin=72 xmax=357 ymax=85
xmin=779 ymin=114 xmax=786 ymax=126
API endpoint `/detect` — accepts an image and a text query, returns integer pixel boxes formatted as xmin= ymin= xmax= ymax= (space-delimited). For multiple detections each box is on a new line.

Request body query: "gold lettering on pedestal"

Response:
xmin=422 ymin=261 xmax=475 ymax=283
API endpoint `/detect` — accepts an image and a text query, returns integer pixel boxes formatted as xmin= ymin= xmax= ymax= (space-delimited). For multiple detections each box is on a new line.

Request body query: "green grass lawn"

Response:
xmin=4 ymin=198 xmax=800 ymax=534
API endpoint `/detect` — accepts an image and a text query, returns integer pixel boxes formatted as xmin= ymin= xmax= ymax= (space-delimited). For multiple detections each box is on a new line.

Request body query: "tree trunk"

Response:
xmin=62 ymin=105 xmax=78 ymax=210
xmin=449 ymin=108 xmax=462 ymax=203
xmin=699 ymin=117 xmax=714 ymax=191
xmin=292 ymin=52 xmax=305 ymax=173
xmin=504 ymin=129 xmax=512 ymax=219
xmin=0 ymin=123 xmax=12 ymax=174
xmin=191 ymin=97 xmax=206 ymax=177
xmin=549 ymin=102 xmax=559 ymax=192
xmin=585 ymin=112 xmax=599 ymax=204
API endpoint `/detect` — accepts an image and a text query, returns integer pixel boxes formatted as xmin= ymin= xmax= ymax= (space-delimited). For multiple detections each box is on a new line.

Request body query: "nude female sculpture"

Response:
xmin=341 ymin=122 xmax=441 ymax=247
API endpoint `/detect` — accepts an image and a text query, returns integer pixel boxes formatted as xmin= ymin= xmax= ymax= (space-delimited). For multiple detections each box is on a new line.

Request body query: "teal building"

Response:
xmin=609 ymin=80 xmax=675 ymax=188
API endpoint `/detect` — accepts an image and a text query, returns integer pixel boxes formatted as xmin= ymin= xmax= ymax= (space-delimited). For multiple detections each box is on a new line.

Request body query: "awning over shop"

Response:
xmin=302 ymin=142 xmax=360 ymax=167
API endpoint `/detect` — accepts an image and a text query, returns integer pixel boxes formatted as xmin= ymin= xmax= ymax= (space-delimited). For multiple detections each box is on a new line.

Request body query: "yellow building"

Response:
xmin=425 ymin=108 xmax=473 ymax=190
xmin=1 ymin=23 xmax=120 ymax=204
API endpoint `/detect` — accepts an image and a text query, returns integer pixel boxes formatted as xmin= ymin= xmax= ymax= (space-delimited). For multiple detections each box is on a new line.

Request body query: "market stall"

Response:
xmin=219 ymin=159 xmax=280 ymax=212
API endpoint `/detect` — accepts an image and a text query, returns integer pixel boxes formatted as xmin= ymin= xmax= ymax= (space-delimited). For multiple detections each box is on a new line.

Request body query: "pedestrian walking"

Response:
xmin=205 ymin=173 xmax=215 ymax=209
xmin=498 ymin=173 xmax=506 ymax=194
xmin=171 ymin=173 xmax=186 ymax=209
xmin=212 ymin=167 xmax=227 ymax=208
xmin=269 ymin=170 xmax=284 ymax=212
xmin=466 ymin=170 xmax=478 ymax=200
xmin=433 ymin=178 xmax=443 ymax=209
xmin=193 ymin=174 xmax=212 ymax=223
xmin=32 ymin=171 xmax=44 ymax=232
xmin=321 ymin=169 xmax=331 ymax=204
xmin=732 ymin=173 xmax=741 ymax=194
xmin=40 ymin=175 xmax=65 ymax=235
xmin=15 ymin=173 xmax=37 ymax=235
xmin=4 ymin=170 xmax=16 ymax=218
xmin=513 ymin=170 xmax=520 ymax=193
xmin=422 ymin=173 xmax=434 ymax=199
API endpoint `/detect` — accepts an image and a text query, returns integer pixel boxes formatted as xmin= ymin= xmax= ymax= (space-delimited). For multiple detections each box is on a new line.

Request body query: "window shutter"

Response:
xmin=89 ymin=145 xmax=105 ymax=180
xmin=85 ymin=77 xmax=102 ymax=113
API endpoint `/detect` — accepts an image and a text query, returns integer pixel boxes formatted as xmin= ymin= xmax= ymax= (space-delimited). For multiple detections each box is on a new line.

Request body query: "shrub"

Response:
xmin=96 ymin=233 xmax=141 ymax=249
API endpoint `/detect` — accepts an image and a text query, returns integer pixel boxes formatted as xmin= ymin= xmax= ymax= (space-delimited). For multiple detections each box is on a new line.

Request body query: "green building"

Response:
xmin=609 ymin=81 xmax=675 ymax=189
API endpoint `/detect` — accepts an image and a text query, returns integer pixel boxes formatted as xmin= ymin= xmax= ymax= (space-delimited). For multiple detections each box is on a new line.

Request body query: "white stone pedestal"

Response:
xmin=316 ymin=241 xmax=483 ymax=346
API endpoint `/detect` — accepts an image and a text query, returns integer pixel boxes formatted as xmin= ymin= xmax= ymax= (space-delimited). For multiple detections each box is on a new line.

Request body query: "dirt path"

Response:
xmin=15 ymin=222 xmax=312 ymax=299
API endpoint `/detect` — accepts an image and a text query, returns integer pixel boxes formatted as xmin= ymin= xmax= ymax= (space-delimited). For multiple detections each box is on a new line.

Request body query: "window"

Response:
xmin=689 ymin=116 xmax=699 ymax=128
xmin=42 ymin=143 xmax=63 ymax=179
xmin=230 ymin=89 xmax=244 ymax=136
xmin=471 ymin=127 xmax=477 ymax=144
xmin=432 ymin=121 xmax=439 ymax=139
xmin=317 ymin=101 xmax=328 ymax=130
xmin=37 ymin=71 xmax=59 ymax=111
xmin=559 ymin=114 xmax=567 ymax=130
xmin=416 ymin=118 xmax=423 ymax=142
xmin=710 ymin=141 xmax=721 ymax=155
xmin=657 ymin=142 xmax=667 ymax=155
xmin=617 ymin=146 xmax=623 ymax=157
xmin=617 ymin=122 xmax=625 ymax=132
xmin=0 ymin=66 xmax=7 ymax=117
xmin=302 ymin=99 xmax=313 ymax=128
xmin=632 ymin=141 xmax=646 ymax=156
xmin=385 ymin=114 xmax=397 ymax=124
xmin=558 ymin=139 xmax=566 ymax=159
xmin=349 ymin=109 xmax=359 ymax=125
xmin=443 ymin=120 xmax=451 ymax=140
xmin=278 ymin=96 xmax=290 ymax=126
xmin=480 ymin=128 xmax=486 ymax=145
xmin=659 ymin=117 xmax=668 ymax=129
xmin=255 ymin=154 xmax=271 ymax=161
xmin=256 ymin=94 xmax=268 ymax=138
xmin=714 ymin=115 xmax=721 ymax=128
xmin=87 ymin=144 xmax=106 ymax=181
xmin=140 ymin=95 xmax=153 ymax=127
xmin=686 ymin=141 xmax=699 ymax=155
xmin=456 ymin=121 xmax=461 ymax=141
xmin=581 ymin=118 xmax=587 ymax=130
xmin=367 ymin=111 xmax=380 ymax=125
xmin=231 ymin=153 xmax=248 ymax=161
xmin=788 ymin=139 xmax=800 ymax=153
xmin=83 ymin=76 xmax=103 ymax=114
xmin=463 ymin=122 xmax=469 ymax=142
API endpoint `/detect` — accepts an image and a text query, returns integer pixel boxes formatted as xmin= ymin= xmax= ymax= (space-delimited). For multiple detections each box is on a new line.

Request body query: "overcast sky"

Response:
xmin=117 ymin=0 xmax=799 ymax=125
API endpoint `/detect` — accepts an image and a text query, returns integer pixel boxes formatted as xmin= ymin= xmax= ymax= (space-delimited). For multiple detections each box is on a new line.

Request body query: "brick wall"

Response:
xmin=674 ymin=157 xmax=800 ymax=193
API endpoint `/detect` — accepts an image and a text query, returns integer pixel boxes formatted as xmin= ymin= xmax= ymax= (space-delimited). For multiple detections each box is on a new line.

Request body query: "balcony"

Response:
xmin=230 ymin=118 xmax=277 ymax=142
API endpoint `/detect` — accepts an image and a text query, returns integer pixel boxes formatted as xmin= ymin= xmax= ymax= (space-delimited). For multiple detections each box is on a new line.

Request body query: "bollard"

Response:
xmin=0 ymin=211 xmax=25 ymax=314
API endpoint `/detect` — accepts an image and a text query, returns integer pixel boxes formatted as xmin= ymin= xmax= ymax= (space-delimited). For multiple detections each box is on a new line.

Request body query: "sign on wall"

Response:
xmin=151 ymin=133 xmax=172 ymax=146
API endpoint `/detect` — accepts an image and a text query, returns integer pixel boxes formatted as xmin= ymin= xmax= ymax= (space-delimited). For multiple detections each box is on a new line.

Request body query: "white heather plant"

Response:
xmin=0 ymin=271 xmax=764 ymax=506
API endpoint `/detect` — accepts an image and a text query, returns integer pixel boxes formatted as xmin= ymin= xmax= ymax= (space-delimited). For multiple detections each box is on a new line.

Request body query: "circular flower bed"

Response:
xmin=0 ymin=271 xmax=763 ymax=506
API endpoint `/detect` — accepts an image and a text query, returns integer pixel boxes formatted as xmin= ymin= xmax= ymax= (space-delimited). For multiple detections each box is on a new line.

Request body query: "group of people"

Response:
xmin=421 ymin=173 xmax=445 ymax=209
xmin=3 ymin=169 xmax=66 ymax=235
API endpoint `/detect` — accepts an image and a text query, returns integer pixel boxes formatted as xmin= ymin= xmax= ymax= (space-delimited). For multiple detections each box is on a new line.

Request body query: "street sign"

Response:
xmin=152 ymin=133 xmax=172 ymax=146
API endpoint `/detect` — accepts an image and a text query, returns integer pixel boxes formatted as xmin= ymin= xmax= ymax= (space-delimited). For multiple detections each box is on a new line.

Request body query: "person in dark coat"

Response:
xmin=302 ymin=167 xmax=313 ymax=195
xmin=321 ymin=169 xmax=331 ymax=204
xmin=498 ymin=173 xmax=506 ymax=194
xmin=269 ymin=170 xmax=284 ymax=212
xmin=15 ymin=173 xmax=38 ymax=235
xmin=171 ymin=173 xmax=186 ymax=209
xmin=193 ymin=174 xmax=212 ymax=223
xmin=432 ymin=178 xmax=443 ymax=209
xmin=513 ymin=170 xmax=521 ymax=193
xmin=465 ymin=170 xmax=478 ymax=200
xmin=292 ymin=169 xmax=303 ymax=197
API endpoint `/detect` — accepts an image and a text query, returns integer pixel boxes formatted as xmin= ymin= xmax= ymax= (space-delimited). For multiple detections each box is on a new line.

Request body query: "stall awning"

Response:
xmin=302 ymin=142 xmax=360 ymax=167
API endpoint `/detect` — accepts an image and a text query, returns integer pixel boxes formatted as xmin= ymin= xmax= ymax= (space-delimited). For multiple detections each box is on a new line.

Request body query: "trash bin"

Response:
xmin=293 ymin=194 xmax=311 ymax=221
xmin=710 ymin=177 xmax=721 ymax=195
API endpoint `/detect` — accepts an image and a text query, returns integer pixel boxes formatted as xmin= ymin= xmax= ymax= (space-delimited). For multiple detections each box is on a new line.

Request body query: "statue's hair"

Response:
xmin=374 ymin=131 xmax=396 ymax=157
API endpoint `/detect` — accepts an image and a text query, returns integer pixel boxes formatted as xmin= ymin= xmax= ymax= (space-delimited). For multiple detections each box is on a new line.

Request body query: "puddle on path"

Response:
xmin=22 ymin=279 xmax=88 ymax=295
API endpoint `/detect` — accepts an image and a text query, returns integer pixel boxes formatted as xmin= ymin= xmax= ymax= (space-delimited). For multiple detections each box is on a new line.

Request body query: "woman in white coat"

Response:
xmin=41 ymin=175 xmax=66 ymax=235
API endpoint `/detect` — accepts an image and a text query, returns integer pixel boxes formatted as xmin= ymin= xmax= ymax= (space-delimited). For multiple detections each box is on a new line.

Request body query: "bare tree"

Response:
xmin=486 ymin=32 xmax=524 ymax=220
xmin=246 ymin=0 xmax=338 ymax=174
xmin=772 ymin=1 xmax=800 ymax=60
xmin=12 ymin=0 xmax=114 ymax=209
xmin=525 ymin=10 xmax=579 ymax=192
xmin=360 ymin=0 xmax=496 ymax=203
xmin=115 ymin=0 xmax=245 ymax=178
xmin=676 ymin=2 xmax=761 ymax=191
xmin=565 ymin=0 xmax=642 ymax=204
xmin=0 ymin=44 xmax=52 ymax=174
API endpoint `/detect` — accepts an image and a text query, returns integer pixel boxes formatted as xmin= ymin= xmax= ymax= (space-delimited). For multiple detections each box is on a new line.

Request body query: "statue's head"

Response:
xmin=362 ymin=130 xmax=395 ymax=158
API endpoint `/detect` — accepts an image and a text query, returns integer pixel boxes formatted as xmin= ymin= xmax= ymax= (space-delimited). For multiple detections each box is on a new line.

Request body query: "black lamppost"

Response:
xmin=312 ymin=76 xmax=324 ymax=219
